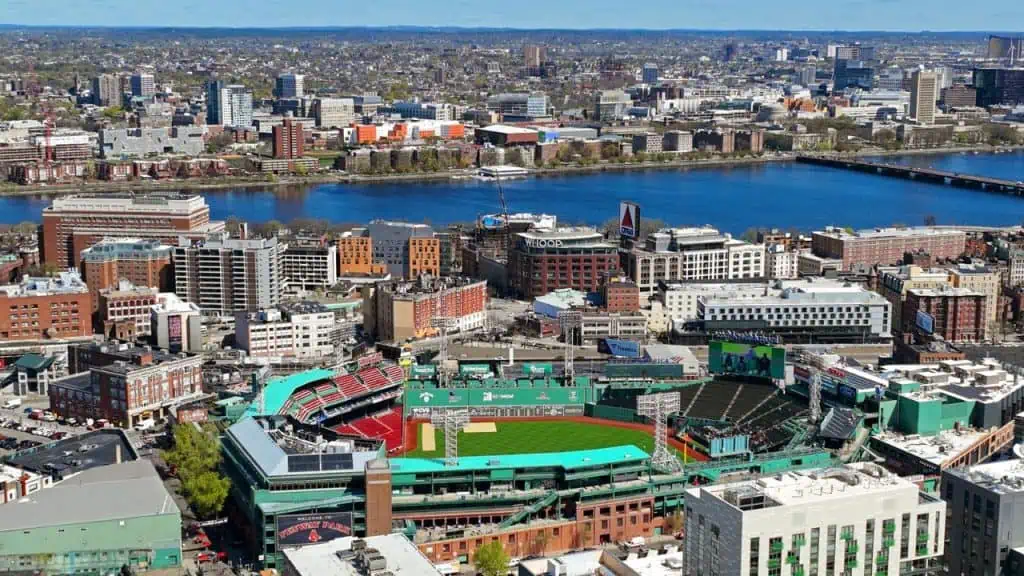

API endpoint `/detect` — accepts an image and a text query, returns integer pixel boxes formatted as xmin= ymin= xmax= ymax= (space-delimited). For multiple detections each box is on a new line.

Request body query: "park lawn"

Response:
xmin=402 ymin=420 xmax=691 ymax=463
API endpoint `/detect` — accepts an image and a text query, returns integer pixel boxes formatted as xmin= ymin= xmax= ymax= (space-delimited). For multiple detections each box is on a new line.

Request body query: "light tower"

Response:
xmin=431 ymin=316 xmax=457 ymax=387
xmin=809 ymin=369 xmax=823 ymax=424
xmin=431 ymin=409 xmax=470 ymax=467
xmin=636 ymin=391 xmax=683 ymax=474
xmin=558 ymin=311 xmax=583 ymax=381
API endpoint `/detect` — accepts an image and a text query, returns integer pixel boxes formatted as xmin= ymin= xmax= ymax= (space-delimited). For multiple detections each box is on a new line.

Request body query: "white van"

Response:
xmin=134 ymin=418 xmax=156 ymax=431
xmin=2 ymin=398 xmax=22 ymax=409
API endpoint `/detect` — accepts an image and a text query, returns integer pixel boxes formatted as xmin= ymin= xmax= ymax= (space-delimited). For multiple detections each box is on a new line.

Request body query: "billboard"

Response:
xmin=168 ymin=314 xmax=182 ymax=351
xmin=522 ymin=363 xmax=553 ymax=376
xmin=599 ymin=338 xmax=641 ymax=358
xmin=175 ymin=407 xmax=208 ymax=424
xmin=459 ymin=364 xmax=492 ymax=375
xmin=276 ymin=513 xmax=353 ymax=548
xmin=405 ymin=386 xmax=590 ymax=407
xmin=411 ymin=364 xmax=437 ymax=378
xmin=916 ymin=310 xmax=934 ymax=334
xmin=619 ymin=201 xmax=640 ymax=239
xmin=708 ymin=341 xmax=786 ymax=380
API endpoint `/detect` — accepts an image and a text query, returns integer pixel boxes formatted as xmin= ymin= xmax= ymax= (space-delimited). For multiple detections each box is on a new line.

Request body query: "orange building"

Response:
xmin=338 ymin=231 xmax=385 ymax=275
xmin=409 ymin=237 xmax=440 ymax=277
xmin=79 ymin=238 xmax=173 ymax=311
xmin=440 ymin=123 xmax=465 ymax=139
xmin=0 ymin=271 xmax=91 ymax=342
xmin=354 ymin=125 xmax=378 ymax=144
xmin=388 ymin=123 xmax=408 ymax=142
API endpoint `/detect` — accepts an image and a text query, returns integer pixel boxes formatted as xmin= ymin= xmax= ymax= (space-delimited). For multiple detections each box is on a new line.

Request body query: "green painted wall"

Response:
xmin=0 ymin=513 xmax=181 ymax=573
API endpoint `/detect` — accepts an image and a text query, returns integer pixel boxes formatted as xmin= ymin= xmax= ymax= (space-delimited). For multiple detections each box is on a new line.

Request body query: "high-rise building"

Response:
xmin=272 ymin=119 xmax=304 ymax=159
xmin=91 ymin=74 xmax=120 ymax=106
xmin=173 ymin=234 xmax=285 ymax=316
xmin=41 ymin=193 xmax=224 ymax=268
xmin=129 ymin=73 xmax=155 ymax=98
xmin=799 ymin=66 xmax=818 ymax=87
xmin=79 ymin=237 xmax=173 ymax=312
xmin=910 ymin=69 xmax=937 ymax=125
xmin=877 ymin=67 xmax=905 ymax=91
xmin=941 ymin=458 xmax=1024 ymax=576
xmin=833 ymin=59 xmax=873 ymax=91
xmin=987 ymin=35 xmax=1024 ymax=60
xmin=206 ymin=81 xmax=253 ymax=128
xmin=523 ymin=45 xmax=546 ymax=70
xmin=364 ymin=220 xmax=438 ymax=279
xmin=508 ymin=227 xmax=620 ymax=299
xmin=281 ymin=238 xmax=337 ymax=292
xmin=594 ymin=90 xmax=633 ymax=121
xmin=941 ymin=85 xmax=978 ymax=109
xmin=310 ymin=97 xmax=355 ymax=128
xmin=275 ymin=73 xmax=305 ymax=99
xmin=683 ymin=463 xmax=946 ymax=576
xmin=973 ymin=67 xmax=1024 ymax=107
xmin=903 ymin=286 xmax=986 ymax=343
xmin=642 ymin=63 xmax=659 ymax=84
xmin=0 ymin=272 xmax=91 ymax=342
xmin=337 ymin=229 xmax=384 ymax=276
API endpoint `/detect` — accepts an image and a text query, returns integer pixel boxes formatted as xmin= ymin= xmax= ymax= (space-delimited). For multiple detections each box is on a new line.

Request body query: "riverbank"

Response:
xmin=0 ymin=143 xmax=1018 ymax=198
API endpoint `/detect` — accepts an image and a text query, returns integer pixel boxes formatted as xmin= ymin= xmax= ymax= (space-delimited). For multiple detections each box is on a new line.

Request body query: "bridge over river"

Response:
xmin=797 ymin=155 xmax=1024 ymax=196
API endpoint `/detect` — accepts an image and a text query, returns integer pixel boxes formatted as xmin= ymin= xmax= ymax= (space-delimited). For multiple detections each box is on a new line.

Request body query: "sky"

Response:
xmin=2 ymin=0 xmax=1024 ymax=31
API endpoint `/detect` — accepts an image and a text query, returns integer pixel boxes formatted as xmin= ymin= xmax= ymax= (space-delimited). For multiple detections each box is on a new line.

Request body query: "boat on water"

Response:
xmin=476 ymin=165 xmax=530 ymax=180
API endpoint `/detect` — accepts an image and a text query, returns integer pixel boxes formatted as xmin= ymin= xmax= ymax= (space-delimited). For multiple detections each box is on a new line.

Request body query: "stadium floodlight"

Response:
xmin=431 ymin=409 xmax=470 ymax=467
xmin=431 ymin=316 xmax=458 ymax=387
xmin=558 ymin=311 xmax=583 ymax=381
xmin=809 ymin=369 xmax=822 ymax=424
xmin=636 ymin=391 xmax=684 ymax=474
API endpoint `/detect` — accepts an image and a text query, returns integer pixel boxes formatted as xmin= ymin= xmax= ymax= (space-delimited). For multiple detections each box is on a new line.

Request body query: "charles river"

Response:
xmin=3 ymin=151 xmax=1024 ymax=232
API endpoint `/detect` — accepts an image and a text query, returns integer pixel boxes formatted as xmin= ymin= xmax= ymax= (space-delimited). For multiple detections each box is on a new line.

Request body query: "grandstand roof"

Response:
xmin=244 ymin=368 xmax=336 ymax=419
xmin=389 ymin=445 xmax=649 ymax=474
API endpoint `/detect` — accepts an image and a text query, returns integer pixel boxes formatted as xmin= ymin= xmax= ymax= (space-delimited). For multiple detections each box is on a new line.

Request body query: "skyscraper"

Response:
xmin=642 ymin=63 xmax=659 ymax=84
xmin=833 ymin=59 xmax=873 ymax=91
xmin=275 ymin=73 xmax=305 ymax=99
xmin=272 ymin=119 xmax=304 ymax=159
xmin=523 ymin=45 xmax=546 ymax=69
xmin=173 ymin=235 xmax=285 ymax=316
xmin=91 ymin=74 xmax=120 ymax=106
xmin=130 ymin=73 xmax=155 ymax=98
xmin=206 ymin=80 xmax=253 ymax=128
xmin=911 ymin=69 xmax=937 ymax=125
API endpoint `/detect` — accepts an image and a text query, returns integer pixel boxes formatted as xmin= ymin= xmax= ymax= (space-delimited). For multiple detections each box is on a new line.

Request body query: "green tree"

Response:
xmin=183 ymin=471 xmax=230 ymax=519
xmin=102 ymin=106 xmax=123 ymax=120
xmin=473 ymin=540 xmax=510 ymax=576
xmin=162 ymin=424 xmax=221 ymax=478
xmin=293 ymin=163 xmax=308 ymax=176
xmin=2 ymin=107 xmax=26 ymax=121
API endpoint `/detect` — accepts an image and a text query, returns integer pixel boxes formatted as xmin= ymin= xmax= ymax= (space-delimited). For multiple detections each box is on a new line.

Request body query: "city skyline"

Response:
xmin=3 ymin=0 xmax=1024 ymax=32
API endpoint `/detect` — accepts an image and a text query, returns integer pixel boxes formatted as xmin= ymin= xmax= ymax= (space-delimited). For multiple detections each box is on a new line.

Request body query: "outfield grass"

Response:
xmin=402 ymin=420 xmax=692 ymax=463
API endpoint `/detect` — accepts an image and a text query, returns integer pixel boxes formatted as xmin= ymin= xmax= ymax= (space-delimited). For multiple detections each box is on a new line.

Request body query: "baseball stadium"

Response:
xmin=221 ymin=343 xmax=848 ymax=571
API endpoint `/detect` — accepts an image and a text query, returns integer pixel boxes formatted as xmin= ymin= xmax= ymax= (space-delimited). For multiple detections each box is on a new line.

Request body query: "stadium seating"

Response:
xmin=383 ymin=364 xmax=405 ymax=384
xmin=336 ymin=407 xmax=404 ymax=450
xmin=721 ymin=385 xmax=777 ymax=421
xmin=357 ymin=368 xmax=390 ymax=391
xmin=335 ymin=374 xmax=369 ymax=398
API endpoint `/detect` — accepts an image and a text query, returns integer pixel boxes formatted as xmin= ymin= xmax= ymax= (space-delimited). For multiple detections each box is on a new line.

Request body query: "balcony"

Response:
xmin=846 ymin=542 xmax=858 ymax=554
xmin=916 ymin=533 xmax=929 ymax=543
xmin=767 ymin=559 xmax=781 ymax=569
xmin=770 ymin=541 xmax=784 ymax=553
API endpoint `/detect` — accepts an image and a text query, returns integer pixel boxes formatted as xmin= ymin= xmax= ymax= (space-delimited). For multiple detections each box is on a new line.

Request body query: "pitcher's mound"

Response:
xmin=463 ymin=422 xmax=497 ymax=434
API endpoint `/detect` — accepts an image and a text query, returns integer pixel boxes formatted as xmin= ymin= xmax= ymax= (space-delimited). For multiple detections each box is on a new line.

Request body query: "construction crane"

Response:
xmin=41 ymin=100 xmax=56 ymax=166
xmin=495 ymin=170 xmax=511 ymax=257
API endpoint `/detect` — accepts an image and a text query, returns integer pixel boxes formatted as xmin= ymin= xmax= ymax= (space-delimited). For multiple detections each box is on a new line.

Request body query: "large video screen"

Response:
xmin=709 ymin=341 xmax=786 ymax=380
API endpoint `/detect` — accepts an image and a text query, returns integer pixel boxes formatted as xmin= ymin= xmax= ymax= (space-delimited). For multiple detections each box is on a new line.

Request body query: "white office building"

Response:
xmin=684 ymin=463 xmax=946 ymax=576
xmin=766 ymin=245 xmax=801 ymax=279
xmin=311 ymin=97 xmax=356 ymax=129
xmin=657 ymin=282 xmax=770 ymax=323
xmin=276 ymin=73 xmax=305 ymax=99
xmin=699 ymin=277 xmax=893 ymax=338
xmin=235 ymin=302 xmax=337 ymax=361
xmin=625 ymin=227 xmax=766 ymax=295
xmin=173 ymin=234 xmax=285 ymax=316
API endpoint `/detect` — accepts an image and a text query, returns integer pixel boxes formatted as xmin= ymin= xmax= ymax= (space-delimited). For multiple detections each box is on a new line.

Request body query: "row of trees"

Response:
xmin=161 ymin=424 xmax=231 ymax=519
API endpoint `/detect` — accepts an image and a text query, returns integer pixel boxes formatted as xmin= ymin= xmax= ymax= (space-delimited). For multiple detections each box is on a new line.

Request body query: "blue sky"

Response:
xmin=2 ymin=0 xmax=1023 ymax=31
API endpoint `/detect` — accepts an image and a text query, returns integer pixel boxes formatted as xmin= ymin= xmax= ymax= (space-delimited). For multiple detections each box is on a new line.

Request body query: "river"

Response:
xmin=5 ymin=150 xmax=1024 ymax=233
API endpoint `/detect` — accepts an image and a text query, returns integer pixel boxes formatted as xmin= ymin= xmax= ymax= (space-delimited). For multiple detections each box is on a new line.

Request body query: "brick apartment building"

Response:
xmin=41 ymin=193 xmax=224 ymax=268
xmin=0 ymin=271 xmax=91 ymax=342
xmin=364 ymin=277 xmax=487 ymax=342
xmin=600 ymin=279 xmax=640 ymax=313
xmin=79 ymin=238 xmax=172 ymax=311
xmin=812 ymin=226 xmax=966 ymax=271
xmin=50 ymin=343 xmax=204 ymax=427
xmin=272 ymin=119 xmax=304 ymax=159
xmin=904 ymin=286 xmax=987 ymax=343
xmin=97 ymin=284 xmax=159 ymax=341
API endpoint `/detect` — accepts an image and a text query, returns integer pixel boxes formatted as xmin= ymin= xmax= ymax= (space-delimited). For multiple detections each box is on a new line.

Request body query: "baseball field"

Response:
xmin=403 ymin=418 xmax=694 ymax=463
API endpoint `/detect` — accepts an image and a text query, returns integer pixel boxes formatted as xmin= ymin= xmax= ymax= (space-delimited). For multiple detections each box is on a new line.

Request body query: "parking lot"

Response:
xmin=6 ymin=429 xmax=136 ymax=477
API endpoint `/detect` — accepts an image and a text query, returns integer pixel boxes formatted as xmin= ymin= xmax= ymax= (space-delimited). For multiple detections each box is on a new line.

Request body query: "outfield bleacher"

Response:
xmin=276 ymin=362 xmax=407 ymax=425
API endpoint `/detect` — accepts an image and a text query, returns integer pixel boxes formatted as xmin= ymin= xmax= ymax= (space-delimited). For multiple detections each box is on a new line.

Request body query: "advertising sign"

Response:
xmin=522 ymin=363 xmax=553 ymax=376
xmin=175 ymin=407 xmax=208 ymax=424
xmin=459 ymin=364 xmax=492 ymax=375
xmin=357 ymin=352 xmax=384 ymax=368
xmin=916 ymin=310 xmax=934 ymax=334
xmin=599 ymin=338 xmax=641 ymax=358
xmin=168 ymin=315 xmax=182 ymax=351
xmin=411 ymin=364 xmax=437 ymax=378
xmin=619 ymin=201 xmax=640 ymax=239
xmin=276 ymin=513 xmax=353 ymax=548
xmin=708 ymin=341 xmax=786 ymax=380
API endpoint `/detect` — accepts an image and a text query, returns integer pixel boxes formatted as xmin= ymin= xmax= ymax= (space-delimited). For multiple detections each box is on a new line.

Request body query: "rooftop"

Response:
xmin=244 ymin=368 xmax=336 ymax=418
xmin=0 ymin=460 xmax=177 ymax=533
xmin=694 ymin=463 xmax=915 ymax=511
xmin=282 ymin=534 xmax=442 ymax=576
xmin=80 ymin=237 xmax=172 ymax=261
xmin=907 ymin=286 xmax=984 ymax=298
xmin=152 ymin=292 xmax=200 ymax=315
xmin=478 ymin=124 xmax=538 ymax=135
xmin=946 ymin=457 xmax=1024 ymax=494
xmin=816 ymin=226 xmax=965 ymax=240
xmin=873 ymin=428 xmax=992 ymax=467
xmin=0 ymin=271 xmax=88 ymax=297
xmin=389 ymin=444 xmax=649 ymax=474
